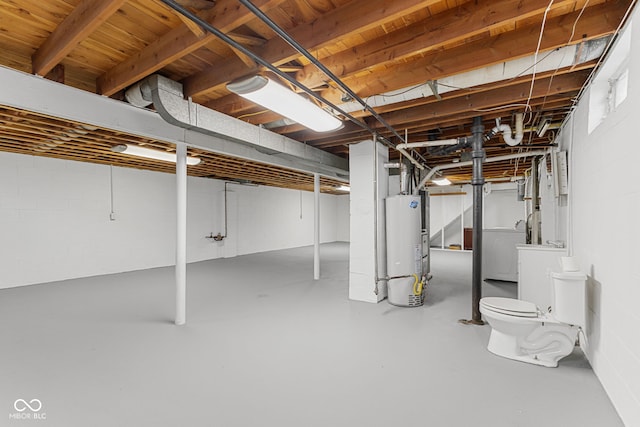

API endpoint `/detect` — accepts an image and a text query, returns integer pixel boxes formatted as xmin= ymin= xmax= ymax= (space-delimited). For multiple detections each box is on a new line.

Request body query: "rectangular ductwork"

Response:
xmin=128 ymin=74 xmax=349 ymax=178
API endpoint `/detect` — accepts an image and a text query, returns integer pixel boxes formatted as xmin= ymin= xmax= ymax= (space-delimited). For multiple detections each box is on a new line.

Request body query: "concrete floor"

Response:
xmin=1 ymin=243 xmax=623 ymax=427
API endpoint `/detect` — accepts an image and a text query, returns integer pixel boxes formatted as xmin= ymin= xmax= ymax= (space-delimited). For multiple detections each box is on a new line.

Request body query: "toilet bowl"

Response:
xmin=480 ymin=258 xmax=586 ymax=367
xmin=479 ymin=297 xmax=579 ymax=367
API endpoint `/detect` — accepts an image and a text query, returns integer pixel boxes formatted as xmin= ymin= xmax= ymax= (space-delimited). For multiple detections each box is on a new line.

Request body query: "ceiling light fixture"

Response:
xmin=433 ymin=177 xmax=451 ymax=186
xmin=111 ymin=144 xmax=201 ymax=165
xmin=226 ymin=75 xmax=342 ymax=132
xmin=337 ymin=185 xmax=351 ymax=192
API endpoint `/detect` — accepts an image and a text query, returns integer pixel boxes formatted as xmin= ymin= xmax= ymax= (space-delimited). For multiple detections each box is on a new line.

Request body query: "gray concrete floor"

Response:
xmin=1 ymin=243 xmax=623 ymax=427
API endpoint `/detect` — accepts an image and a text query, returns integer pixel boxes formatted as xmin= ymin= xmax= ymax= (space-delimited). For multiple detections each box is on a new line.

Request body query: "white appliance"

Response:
xmin=483 ymin=228 xmax=526 ymax=282
xmin=385 ymin=195 xmax=424 ymax=307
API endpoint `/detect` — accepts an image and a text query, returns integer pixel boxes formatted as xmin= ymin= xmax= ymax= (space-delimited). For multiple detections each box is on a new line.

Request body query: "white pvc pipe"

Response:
xmin=313 ymin=173 xmax=320 ymax=280
xmin=413 ymin=150 xmax=548 ymax=195
xmin=175 ymin=143 xmax=187 ymax=325
xmin=396 ymin=139 xmax=459 ymax=149
xmin=493 ymin=113 xmax=524 ymax=146
xmin=396 ymin=147 xmax=425 ymax=171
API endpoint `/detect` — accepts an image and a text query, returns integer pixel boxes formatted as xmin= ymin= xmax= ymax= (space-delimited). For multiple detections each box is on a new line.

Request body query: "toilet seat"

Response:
xmin=480 ymin=297 xmax=538 ymax=318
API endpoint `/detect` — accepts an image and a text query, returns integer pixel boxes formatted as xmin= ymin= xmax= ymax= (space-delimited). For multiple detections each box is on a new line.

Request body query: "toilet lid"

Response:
xmin=480 ymin=297 xmax=538 ymax=318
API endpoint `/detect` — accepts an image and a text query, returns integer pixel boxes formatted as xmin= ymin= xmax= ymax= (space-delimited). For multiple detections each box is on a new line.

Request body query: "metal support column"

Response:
xmin=314 ymin=173 xmax=320 ymax=280
xmin=461 ymin=116 xmax=485 ymax=325
xmin=471 ymin=116 xmax=485 ymax=324
xmin=175 ymin=143 xmax=187 ymax=325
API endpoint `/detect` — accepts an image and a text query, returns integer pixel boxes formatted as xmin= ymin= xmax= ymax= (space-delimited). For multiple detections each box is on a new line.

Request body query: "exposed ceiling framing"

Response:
xmin=0 ymin=0 xmax=635 ymax=190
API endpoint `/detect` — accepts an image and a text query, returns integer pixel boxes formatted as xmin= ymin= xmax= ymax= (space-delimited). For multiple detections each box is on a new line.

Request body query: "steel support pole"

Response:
xmin=175 ymin=143 xmax=187 ymax=325
xmin=314 ymin=173 xmax=320 ymax=280
xmin=470 ymin=116 xmax=485 ymax=324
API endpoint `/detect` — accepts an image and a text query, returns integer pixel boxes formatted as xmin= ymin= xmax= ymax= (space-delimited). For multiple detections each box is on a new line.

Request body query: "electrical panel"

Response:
xmin=553 ymin=151 xmax=569 ymax=196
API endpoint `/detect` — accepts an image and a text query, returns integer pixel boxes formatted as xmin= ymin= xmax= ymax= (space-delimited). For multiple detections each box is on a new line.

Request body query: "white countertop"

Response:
xmin=517 ymin=244 xmax=567 ymax=252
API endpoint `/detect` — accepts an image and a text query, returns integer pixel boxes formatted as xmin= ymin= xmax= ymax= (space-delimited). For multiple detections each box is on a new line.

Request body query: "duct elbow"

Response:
xmin=125 ymin=78 xmax=154 ymax=108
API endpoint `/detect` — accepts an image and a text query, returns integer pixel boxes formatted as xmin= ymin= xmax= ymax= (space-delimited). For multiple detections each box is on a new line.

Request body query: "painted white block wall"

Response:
xmin=429 ymin=186 xmax=473 ymax=239
xmin=0 ymin=151 xmax=349 ymax=288
xmin=553 ymin=15 xmax=640 ymax=426
xmin=483 ymin=183 xmax=525 ymax=229
xmin=429 ymin=183 xmax=524 ymax=248
xmin=348 ymin=140 xmax=388 ymax=303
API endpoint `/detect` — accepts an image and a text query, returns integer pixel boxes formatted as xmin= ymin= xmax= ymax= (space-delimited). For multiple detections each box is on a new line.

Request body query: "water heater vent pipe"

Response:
xmin=413 ymin=150 xmax=548 ymax=195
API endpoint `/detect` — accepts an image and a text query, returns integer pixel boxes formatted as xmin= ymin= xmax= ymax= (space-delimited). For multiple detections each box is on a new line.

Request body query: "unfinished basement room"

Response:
xmin=1 ymin=0 xmax=638 ymax=426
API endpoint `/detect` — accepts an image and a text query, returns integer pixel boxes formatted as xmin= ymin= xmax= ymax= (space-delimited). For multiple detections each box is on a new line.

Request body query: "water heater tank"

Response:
xmin=385 ymin=194 xmax=423 ymax=306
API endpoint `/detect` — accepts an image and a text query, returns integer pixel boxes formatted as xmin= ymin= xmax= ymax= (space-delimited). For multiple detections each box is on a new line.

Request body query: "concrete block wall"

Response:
xmin=554 ymin=14 xmax=640 ymax=426
xmin=0 ymin=151 xmax=349 ymax=288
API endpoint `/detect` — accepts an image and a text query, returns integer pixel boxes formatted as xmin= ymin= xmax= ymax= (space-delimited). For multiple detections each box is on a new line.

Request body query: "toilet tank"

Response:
xmin=551 ymin=271 xmax=587 ymax=327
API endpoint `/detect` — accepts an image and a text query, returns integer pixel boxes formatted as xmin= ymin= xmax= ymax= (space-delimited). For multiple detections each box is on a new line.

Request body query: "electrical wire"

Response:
xmin=537 ymin=0 xmax=591 ymax=114
xmin=237 ymin=109 xmax=270 ymax=120
xmin=567 ymin=0 xmax=591 ymax=45
xmin=472 ymin=103 xmax=530 ymax=113
xmin=525 ymin=0 xmax=554 ymax=114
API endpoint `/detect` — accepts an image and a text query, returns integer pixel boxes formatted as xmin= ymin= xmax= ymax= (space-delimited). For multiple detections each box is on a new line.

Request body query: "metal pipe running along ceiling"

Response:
xmin=156 ymin=0 xmax=431 ymax=172
xmin=157 ymin=0 xmax=389 ymax=143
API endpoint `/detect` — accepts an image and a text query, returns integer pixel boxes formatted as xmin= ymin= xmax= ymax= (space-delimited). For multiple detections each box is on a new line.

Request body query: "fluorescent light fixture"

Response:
xmin=536 ymin=117 xmax=552 ymax=137
xmin=433 ymin=177 xmax=451 ymax=186
xmin=337 ymin=185 xmax=351 ymax=192
xmin=227 ymin=76 xmax=342 ymax=132
xmin=111 ymin=144 xmax=201 ymax=165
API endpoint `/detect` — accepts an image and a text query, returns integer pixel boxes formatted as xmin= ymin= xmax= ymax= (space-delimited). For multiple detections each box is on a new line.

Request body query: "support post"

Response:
xmin=314 ymin=173 xmax=320 ymax=280
xmin=175 ymin=143 xmax=187 ymax=325
xmin=463 ymin=116 xmax=485 ymax=325
xmin=471 ymin=116 xmax=485 ymax=324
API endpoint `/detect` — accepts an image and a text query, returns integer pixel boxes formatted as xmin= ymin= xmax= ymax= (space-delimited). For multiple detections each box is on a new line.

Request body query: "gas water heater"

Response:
xmin=385 ymin=194 xmax=425 ymax=307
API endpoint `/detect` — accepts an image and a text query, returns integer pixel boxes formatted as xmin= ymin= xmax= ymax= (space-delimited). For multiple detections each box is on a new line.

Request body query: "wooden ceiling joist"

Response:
xmin=97 ymin=0 xmax=285 ymax=96
xmin=31 ymin=0 xmax=128 ymax=76
xmin=319 ymin=0 xmax=629 ymax=104
xmin=0 ymin=0 xmax=635 ymax=187
xmin=182 ymin=0 xmax=442 ymax=97
xmin=296 ymin=0 xmax=578 ymax=89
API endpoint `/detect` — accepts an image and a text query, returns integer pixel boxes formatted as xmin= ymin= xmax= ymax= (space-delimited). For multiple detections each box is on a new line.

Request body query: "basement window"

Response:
xmin=611 ymin=67 xmax=629 ymax=109
xmin=588 ymin=22 xmax=632 ymax=134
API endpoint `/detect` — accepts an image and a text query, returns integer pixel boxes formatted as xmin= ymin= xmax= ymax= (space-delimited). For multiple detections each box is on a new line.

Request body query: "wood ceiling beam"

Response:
xmin=274 ymin=61 xmax=595 ymax=135
xmin=182 ymin=0 xmax=442 ymax=98
xmin=325 ymin=93 xmax=576 ymax=147
xmin=96 ymin=0 xmax=284 ymax=96
xmin=371 ymin=71 xmax=589 ymax=129
xmin=378 ymin=96 xmax=575 ymax=143
xmin=296 ymin=70 xmax=585 ymax=146
xmin=319 ymin=0 xmax=629 ymax=104
xmin=292 ymin=92 xmax=576 ymax=149
xmin=296 ymin=0 xmax=575 ymax=89
xmin=31 ymin=0 xmax=128 ymax=77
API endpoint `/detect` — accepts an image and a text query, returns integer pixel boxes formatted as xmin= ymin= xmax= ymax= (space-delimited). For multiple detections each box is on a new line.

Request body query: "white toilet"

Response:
xmin=480 ymin=257 xmax=587 ymax=367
